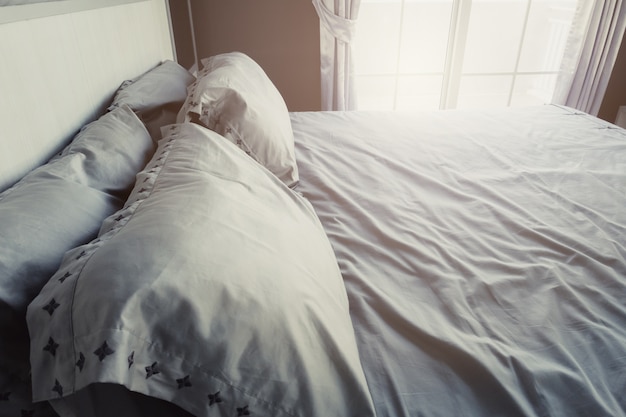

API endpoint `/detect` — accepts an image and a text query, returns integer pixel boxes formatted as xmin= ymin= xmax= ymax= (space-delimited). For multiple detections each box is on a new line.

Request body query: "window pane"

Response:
xmin=463 ymin=0 xmax=527 ymax=73
xmin=355 ymin=75 xmax=397 ymax=110
xmin=518 ymin=0 xmax=577 ymax=72
xmin=510 ymin=74 xmax=558 ymax=106
xmin=354 ymin=1 xmax=403 ymax=74
xmin=398 ymin=0 xmax=453 ymax=73
xmin=457 ymin=75 xmax=513 ymax=109
xmin=353 ymin=0 xmax=580 ymax=111
xmin=396 ymin=75 xmax=444 ymax=110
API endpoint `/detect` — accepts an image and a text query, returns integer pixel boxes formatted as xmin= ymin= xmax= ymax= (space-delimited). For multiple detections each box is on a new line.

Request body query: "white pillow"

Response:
xmin=28 ymin=123 xmax=374 ymax=417
xmin=177 ymin=52 xmax=299 ymax=188
xmin=109 ymin=60 xmax=195 ymax=113
xmin=1 ymin=104 xmax=153 ymax=319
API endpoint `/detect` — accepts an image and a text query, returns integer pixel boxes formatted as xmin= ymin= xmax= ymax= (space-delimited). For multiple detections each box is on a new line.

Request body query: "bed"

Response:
xmin=1 ymin=1 xmax=625 ymax=416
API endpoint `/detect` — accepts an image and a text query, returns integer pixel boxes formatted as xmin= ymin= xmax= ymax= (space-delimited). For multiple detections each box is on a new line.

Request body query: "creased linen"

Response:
xmin=292 ymin=105 xmax=626 ymax=417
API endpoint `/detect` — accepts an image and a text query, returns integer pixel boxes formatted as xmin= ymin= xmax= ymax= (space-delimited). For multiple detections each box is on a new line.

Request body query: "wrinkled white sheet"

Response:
xmin=291 ymin=105 xmax=626 ymax=417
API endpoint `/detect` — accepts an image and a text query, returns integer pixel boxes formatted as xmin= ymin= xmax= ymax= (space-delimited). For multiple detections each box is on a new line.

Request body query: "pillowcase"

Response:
xmin=0 ymin=104 xmax=154 ymax=410
xmin=176 ymin=52 xmax=299 ymax=188
xmin=53 ymin=104 xmax=157 ymax=198
xmin=28 ymin=122 xmax=375 ymax=417
xmin=108 ymin=60 xmax=195 ymax=114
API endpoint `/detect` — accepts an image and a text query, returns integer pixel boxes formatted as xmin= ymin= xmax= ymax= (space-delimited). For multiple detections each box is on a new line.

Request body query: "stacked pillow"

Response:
xmin=177 ymin=52 xmax=299 ymax=188
xmin=0 ymin=104 xmax=154 ymax=415
xmin=1 ymin=59 xmax=195 ymax=416
xmin=0 ymin=104 xmax=154 ymax=333
xmin=1 ymin=59 xmax=194 ymax=339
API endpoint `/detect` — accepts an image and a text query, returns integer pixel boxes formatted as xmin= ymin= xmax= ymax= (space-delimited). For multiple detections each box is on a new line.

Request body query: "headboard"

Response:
xmin=0 ymin=0 xmax=175 ymax=192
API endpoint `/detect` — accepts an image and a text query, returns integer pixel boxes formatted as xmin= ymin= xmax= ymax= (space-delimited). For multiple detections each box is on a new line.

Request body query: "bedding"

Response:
xmin=177 ymin=52 xmax=299 ymax=188
xmin=291 ymin=105 xmax=626 ymax=416
xmin=2 ymin=31 xmax=624 ymax=416
xmin=27 ymin=123 xmax=375 ymax=417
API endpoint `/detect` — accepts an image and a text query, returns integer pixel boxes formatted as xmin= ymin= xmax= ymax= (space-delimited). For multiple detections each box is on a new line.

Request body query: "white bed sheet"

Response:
xmin=291 ymin=105 xmax=626 ymax=417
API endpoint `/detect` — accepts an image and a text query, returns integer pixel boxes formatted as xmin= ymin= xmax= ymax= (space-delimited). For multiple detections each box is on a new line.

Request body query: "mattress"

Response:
xmin=291 ymin=104 xmax=626 ymax=417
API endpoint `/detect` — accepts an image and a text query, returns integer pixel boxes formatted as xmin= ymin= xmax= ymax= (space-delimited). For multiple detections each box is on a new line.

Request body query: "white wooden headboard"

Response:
xmin=0 ymin=0 xmax=175 ymax=192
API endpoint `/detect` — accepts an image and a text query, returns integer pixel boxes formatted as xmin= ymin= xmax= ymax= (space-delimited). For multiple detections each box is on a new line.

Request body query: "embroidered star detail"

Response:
xmin=0 ymin=391 xmax=10 ymax=401
xmin=145 ymin=362 xmax=159 ymax=379
xmin=93 ymin=341 xmax=115 ymax=362
xmin=237 ymin=405 xmax=250 ymax=416
xmin=176 ymin=375 xmax=192 ymax=389
xmin=42 ymin=298 xmax=60 ymax=316
xmin=76 ymin=250 xmax=87 ymax=260
xmin=43 ymin=337 xmax=59 ymax=356
xmin=59 ymin=272 xmax=72 ymax=283
xmin=76 ymin=352 xmax=85 ymax=371
xmin=128 ymin=351 xmax=135 ymax=369
xmin=52 ymin=379 xmax=63 ymax=397
xmin=115 ymin=214 xmax=124 ymax=221
xmin=208 ymin=391 xmax=222 ymax=406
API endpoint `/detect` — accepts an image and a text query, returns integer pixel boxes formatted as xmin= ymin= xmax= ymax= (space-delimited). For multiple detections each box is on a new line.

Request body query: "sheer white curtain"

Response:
xmin=312 ymin=0 xmax=361 ymax=110
xmin=554 ymin=0 xmax=626 ymax=115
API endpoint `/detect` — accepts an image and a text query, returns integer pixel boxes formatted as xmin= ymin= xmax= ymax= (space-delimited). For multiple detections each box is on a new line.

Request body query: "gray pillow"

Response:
xmin=0 ymin=105 xmax=154 ymax=378
xmin=108 ymin=60 xmax=195 ymax=114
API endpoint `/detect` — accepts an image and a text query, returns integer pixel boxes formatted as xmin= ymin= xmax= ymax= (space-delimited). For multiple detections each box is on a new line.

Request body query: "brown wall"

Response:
xmin=169 ymin=1 xmax=195 ymax=70
xmin=598 ymin=38 xmax=626 ymax=123
xmin=170 ymin=0 xmax=321 ymax=112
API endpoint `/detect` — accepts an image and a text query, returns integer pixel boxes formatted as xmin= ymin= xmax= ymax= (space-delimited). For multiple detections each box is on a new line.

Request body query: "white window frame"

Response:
xmin=356 ymin=0 xmax=576 ymax=110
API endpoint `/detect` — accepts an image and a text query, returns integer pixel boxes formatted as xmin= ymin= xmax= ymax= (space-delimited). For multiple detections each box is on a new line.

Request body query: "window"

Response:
xmin=353 ymin=0 xmax=578 ymax=111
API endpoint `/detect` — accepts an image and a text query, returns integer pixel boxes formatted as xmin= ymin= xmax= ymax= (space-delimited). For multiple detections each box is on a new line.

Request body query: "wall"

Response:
xmin=598 ymin=37 xmax=626 ymax=124
xmin=170 ymin=0 xmax=321 ymax=112
xmin=168 ymin=0 xmax=195 ymax=70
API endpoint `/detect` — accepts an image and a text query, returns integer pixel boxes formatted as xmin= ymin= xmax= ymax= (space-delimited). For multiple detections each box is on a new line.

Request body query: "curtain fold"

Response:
xmin=553 ymin=0 xmax=626 ymax=115
xmin=312 ymin=0 xmax=360 ymax=111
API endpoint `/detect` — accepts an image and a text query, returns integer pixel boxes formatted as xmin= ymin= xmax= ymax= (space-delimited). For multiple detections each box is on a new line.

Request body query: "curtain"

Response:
xmin=553 ymin=0 xmax=626 ymax=115
xmin=312 ymin=0 xmax=360 ymax=110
